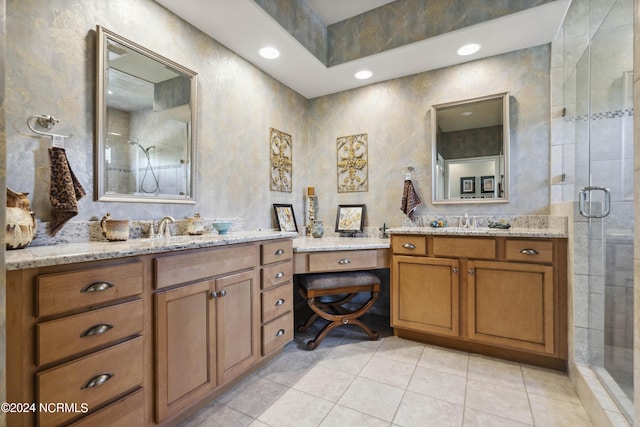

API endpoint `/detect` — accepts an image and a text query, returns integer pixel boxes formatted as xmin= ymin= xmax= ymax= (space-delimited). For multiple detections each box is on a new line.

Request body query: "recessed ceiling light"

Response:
xmin=354 ymin=70 xmax=373 ymax=80
xmin=259 ymin=46 xmax=280 ymax=59
xmin=457 ymin=43 xmax=481 ymax=56
xmin=461 ymin=111 xmax=473 ymax=116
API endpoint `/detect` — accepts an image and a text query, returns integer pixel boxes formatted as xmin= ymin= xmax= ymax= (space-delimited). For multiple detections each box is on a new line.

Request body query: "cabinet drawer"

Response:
xmin=391 ymin=235 xmax=427 ymax=255
xmin=37 ymin=262 xmax=143 ymax=317
xmin=505 ymin=239 xmax=553 ymax=263
xmin=262 ymin=240 xmax=293 ymax=265
xmin=433 ymin=237 xmax=496 ymax=259
xmin=37 ymin=299 xmax=144 ymax=366
xmin=37 ymin=337 xmax=143 ymax=427
xmin=155 ymin=244 xmax=257 ymax=289
xmin=69 ymin=388 xmax=144 ymax=427
xmin=308 ymin=250 xmax=378 ymax=272
xmin=262 ymin=283 xmax=293 ymax=323
xmin=262 ymin=311 xmax=293 ymax=355
xmin=261 ymin=261 xmax=293 ymax=290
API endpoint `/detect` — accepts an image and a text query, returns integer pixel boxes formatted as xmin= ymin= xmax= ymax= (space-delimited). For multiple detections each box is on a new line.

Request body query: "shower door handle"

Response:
xmin=579 ymin=186 xmax=611 ymax=218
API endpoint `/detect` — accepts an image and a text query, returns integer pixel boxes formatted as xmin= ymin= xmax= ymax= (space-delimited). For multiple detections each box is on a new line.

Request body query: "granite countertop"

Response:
xmin=387 ymin=227 xmax=568 ymax=238
xmin=6 ymin=231 xmax=298 ymax=271
xmin=292 ymin=236 xmax=391 ymax=252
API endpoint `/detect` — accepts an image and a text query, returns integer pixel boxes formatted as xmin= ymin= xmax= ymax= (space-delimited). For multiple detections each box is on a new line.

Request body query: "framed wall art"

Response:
xmin=273 ymin=203 xmax=298 ymax=232
xmin=337 ymin=133 xmax=368 ymax=193
xmin=335 ymin=204 xmax=366 ymax=233
xmin=481 ymin=175 xmax=495 ymax=194
xmin=270 ymin=128 xmax=292 ymax=192
xmin=460 ymin=176 xmax=476 ymax=194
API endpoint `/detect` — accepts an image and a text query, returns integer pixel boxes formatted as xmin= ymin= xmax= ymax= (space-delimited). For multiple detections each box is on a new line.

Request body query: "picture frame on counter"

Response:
xmin=273 ymin=203 xmax=298 ymax=232
xmin=335 ymin=204 xmax=366 ymax=233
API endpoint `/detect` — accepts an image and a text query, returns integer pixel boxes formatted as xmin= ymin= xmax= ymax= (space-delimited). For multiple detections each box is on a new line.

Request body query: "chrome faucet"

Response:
xmin=158 ymin=216 xmax=176 ymax=237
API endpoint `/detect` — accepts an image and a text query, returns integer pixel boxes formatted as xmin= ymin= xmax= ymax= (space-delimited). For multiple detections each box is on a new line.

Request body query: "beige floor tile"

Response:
xmin=359 ymin=355 xmax=416 ymax=388
xmin=468 ymin=355 xmax=525 ymax=391
xmin=407 ymin=365 xmax=467 ymax=405
xmin=257 ymin=347 xmax=326 ymax=386
xmin=320 ymin=404 xmax=391 ymax=427
xmin=522 ymin=365 xmax=581 ymax=404
xmin=462 ymin=407 xmax=533 ymax=426
xmin=192 ymin=405 xmax=254 ymax=427
xmin=375 ymin=336 xmax=424 ymax=365
xmin=465 ymin=379 xmax=533 ymax=425
xmin=224 ymin=377 xmax=288 ymax=418
xmin=393 ymin=390 xmax=464 ymax=427
xmin=338 ymin=377 xmax=405 ymax=422
xmin=292 ymin=364 xmax=356 ymax=402
xmin=528 ymin=394 xmax=593 ymax=427
xmin=257 ymin=388 xmax=334 ymax=427
xmin=418 ymin=344 xmax=469 ymax=377
xmin=317 ymin=345 xmax=374 ymax=375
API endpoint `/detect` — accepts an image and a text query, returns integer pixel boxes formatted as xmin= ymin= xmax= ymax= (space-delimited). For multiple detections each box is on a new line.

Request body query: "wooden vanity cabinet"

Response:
xmin=260 ymin=240 xmax=294 ymax=356
xmin=7 ymin=259 xmax=148 ymax=427
xmin=153 ymin=244 xmax=260 ymax=423
xmin=391 ymin=234 xmax=567 ymax=368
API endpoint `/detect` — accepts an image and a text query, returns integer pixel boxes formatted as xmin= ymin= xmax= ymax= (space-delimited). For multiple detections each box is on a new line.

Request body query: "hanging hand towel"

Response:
xmin=401 ymin=179 xmax=421 ymax=221
xmin=49 ymin=147 xmax=86 ymax=235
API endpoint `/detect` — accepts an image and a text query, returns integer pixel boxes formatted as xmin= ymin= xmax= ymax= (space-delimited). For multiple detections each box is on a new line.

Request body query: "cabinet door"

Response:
xmin=216 ymin=269 xmax=260 ymax=384
xmin=155 ymin=280 xmax=216 ymax=423
xmin=392 ymin=256 xmax=459 ymax=337
xmin=467 ymin=260 xmax=554 ymax=354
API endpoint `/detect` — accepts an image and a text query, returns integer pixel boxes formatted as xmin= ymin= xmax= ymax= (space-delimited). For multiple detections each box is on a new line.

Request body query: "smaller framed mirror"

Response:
xmin=95 ymin=26 xmax=198 ymax=203
xmin=432 ymin=92 xmax=509 ymax=204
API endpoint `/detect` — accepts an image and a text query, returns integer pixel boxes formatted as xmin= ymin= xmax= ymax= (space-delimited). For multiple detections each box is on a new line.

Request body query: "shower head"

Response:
xmin=128 ymin=139 xmax=138 ymax=146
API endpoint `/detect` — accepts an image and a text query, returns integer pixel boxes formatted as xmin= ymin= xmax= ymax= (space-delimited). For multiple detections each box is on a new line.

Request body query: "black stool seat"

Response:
xmin=298 ymin=271 xmax=380 ymax=350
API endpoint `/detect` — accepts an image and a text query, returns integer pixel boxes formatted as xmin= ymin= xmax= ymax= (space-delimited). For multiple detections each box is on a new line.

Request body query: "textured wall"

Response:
xmin=6 ymin=0 xmax=309 ymax=231
xmin=327 ymin=0 xmax=554 ymax=65
xmin=307 ymin=46 xmax=551 ymax=231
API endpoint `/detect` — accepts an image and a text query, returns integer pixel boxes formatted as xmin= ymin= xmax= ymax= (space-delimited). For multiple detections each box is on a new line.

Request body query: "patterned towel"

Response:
xmin=401 ymin=179 xmax=421 ymax=221
xmin=49 ymin=147 xmax=86 ymax=235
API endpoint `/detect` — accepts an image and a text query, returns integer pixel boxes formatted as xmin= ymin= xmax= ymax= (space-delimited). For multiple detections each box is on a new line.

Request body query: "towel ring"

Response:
xmin=27 ymin=114 xmax=72 ymax=147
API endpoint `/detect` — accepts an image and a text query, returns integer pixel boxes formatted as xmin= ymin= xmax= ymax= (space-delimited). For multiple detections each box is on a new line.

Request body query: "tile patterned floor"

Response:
xmin=180 ymin=315 xmax=593 ymax=427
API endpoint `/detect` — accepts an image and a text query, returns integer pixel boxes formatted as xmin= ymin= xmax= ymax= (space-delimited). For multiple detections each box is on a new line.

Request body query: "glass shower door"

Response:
xmin=579 ymin=0 xmax=634 ymax=419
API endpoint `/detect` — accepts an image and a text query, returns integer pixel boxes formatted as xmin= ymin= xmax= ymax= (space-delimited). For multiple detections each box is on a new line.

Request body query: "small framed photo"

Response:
xmin=335 ymin=204 xmax=366 ymax=233
xmin=481 ymin=176 xmax=495 ymax=194
xmin=460 ymin=177 xmax=476 ymax=194
xmin=273 ymin=204 xmax=298 ymax=232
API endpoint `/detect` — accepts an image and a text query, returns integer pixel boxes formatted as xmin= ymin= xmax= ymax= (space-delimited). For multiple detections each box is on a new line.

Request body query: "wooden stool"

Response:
xmin=297 ymin=271 xmax=380 ymax=350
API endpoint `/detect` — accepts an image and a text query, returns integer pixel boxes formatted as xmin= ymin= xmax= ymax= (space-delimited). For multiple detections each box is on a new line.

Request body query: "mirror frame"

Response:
xmin=431 ymin=92 xmax=510 ymax=205
xmin=95 ymin=25 xmax=198 ymax=204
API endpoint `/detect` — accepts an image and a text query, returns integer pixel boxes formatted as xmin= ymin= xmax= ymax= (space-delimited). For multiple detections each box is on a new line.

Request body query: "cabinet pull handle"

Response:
xmin=81 ymin=373 xmax=114 ymax=390
xmin=81 ymin=281 xmax=113 ymax=293
xmin=210 ymin=291 xmax=218 ymax=299
xmin=452 ymin=268 xmax=458 ymax=273
xmin=275 ymin=272 xmax=285 ymax=279
xmin=275 ymin=329 xmax=285 ymax=337
xmin=219 ymin=290 xmax=227 ymax=297
xmin=275 ymin=298 xmax=285 ymax=306
xmin=520 ymin=248 xmax=539 ymax=255
xmin=274 ymin=249 xmax=285 ymax=255
xmin=468 ymin=269 xmax=475 ymax=275
xmin=402 ymin=243 xmax=416 ymax=249
xmin=80 ymin=323 xmax=113 ymax=338
xmin=338 ymin=259 xmax=351 ymax=265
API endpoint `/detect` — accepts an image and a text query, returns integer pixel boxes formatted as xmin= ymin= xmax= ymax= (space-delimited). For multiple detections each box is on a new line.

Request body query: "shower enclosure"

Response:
xmin=566 ymin=0 xmax=634 ymax=420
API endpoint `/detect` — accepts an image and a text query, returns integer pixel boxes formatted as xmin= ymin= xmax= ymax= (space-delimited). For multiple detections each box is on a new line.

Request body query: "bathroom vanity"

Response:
xmin=389 ymin=227 xmax=568 ymax=370
xmin=6 ymin=232 xmax=295 ymax=427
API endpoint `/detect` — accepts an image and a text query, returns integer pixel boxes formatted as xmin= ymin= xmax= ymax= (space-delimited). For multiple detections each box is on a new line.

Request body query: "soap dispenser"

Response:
xmin=187 ymin=213 xmax=204 ymax=235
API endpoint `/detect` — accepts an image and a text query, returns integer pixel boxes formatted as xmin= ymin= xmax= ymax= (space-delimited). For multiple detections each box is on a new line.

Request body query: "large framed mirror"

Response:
xmin=95 ymin=26 xmax=197 ymax=203
xmin=432 ymin=92 xmax=509 ymax=204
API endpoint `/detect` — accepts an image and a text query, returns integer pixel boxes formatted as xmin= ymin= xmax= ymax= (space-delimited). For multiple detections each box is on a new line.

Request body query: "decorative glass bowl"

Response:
xmin=211 ymin=222 xmax=233 ymax=234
